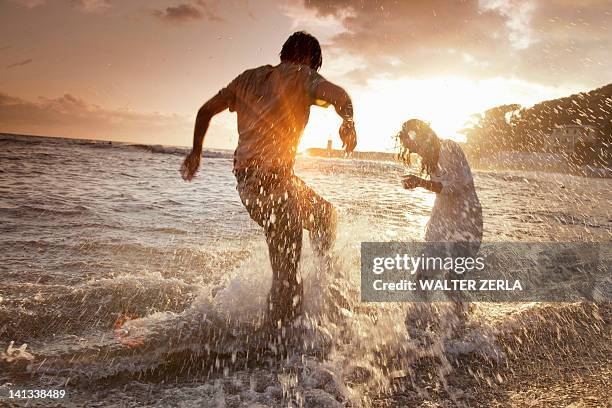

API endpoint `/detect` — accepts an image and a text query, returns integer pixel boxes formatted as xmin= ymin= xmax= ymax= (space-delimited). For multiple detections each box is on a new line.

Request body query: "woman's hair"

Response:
xmin=395 ymin=119 xmax=440 ymax=177
xmin=280 ymin=31 xmax=323 ymax=71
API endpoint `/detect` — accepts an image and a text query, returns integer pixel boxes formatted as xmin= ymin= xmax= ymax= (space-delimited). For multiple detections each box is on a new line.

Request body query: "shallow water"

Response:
xmin=0 ymin=134 xmax=610 ymax=407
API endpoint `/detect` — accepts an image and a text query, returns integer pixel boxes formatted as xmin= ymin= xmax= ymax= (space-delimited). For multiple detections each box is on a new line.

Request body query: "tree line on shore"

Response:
xmin=461 ymin=83 xmax=612 ymax=167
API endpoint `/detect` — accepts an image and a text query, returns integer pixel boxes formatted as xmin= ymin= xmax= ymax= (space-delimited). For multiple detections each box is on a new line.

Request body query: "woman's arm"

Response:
xmin=402 ymin=175 xmax=442 ymax=193
xmin=419 ymin=178 xmax=443 ymax=193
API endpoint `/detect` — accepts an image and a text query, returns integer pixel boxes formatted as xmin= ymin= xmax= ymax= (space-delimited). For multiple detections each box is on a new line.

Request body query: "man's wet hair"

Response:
xmin=280 ymin=31 xmax=322 ymax=71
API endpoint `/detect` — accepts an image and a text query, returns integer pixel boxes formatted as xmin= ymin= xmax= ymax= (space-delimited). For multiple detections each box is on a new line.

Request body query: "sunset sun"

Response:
xmin=300 ymin=76 xmax=564 ymax=152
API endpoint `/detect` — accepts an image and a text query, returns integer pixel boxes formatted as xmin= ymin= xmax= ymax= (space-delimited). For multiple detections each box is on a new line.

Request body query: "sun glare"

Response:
xmin=299 ymin=76 xmax=570 ymax=152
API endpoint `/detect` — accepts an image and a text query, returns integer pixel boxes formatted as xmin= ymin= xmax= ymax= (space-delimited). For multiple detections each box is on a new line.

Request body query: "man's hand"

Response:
xmin=402 ymin=175 xmax=423 ymax=190
xmin=181 ymin=150 xmax=201 ymax=181
xmin=339 ymin=119 xmax=357 ymax=153
xmin=184 ymin=90 xmax=231 ymax=182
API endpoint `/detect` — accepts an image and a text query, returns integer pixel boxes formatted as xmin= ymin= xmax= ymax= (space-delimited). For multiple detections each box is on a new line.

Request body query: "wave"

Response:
xmin=533 ymin=210 xmax=611 ymax=230
xmin=1 ymin=217 xmax=609 ymax=407
xmin=84 ymin=141 xmax=233 ymax=159
xmin=0 ymin=272 xmax=201 ymax=341
xmin=0 ymin=133 xmax=234 ymax=159
xmin=3 ymin=302 xmax=605 ymax=407
xmin=0 ymin=203 xmax=92 ymax=217
xmin=0 ymin=220 xmax=459 ymax=404
xmin=125 ymin=144 xmax=189 ymax=156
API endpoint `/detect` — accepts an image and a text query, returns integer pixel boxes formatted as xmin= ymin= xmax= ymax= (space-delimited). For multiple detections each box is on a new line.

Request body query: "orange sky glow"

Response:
xmin=1 ymin=0 xmax=610 ymax=152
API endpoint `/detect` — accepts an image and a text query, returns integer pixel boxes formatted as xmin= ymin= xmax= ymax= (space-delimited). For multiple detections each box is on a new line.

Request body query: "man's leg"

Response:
xmin=236 ymin=173 xmax=334 ymax=326
xmin=309 ymin=205 xmax=337 ymax=257
xmin=264 ymin=204 xmax=304 ymax=327
xmin=290 ymin=176 xmax=337 ymax=257
xmin=235 ymin=172 xmax=305 ymax=327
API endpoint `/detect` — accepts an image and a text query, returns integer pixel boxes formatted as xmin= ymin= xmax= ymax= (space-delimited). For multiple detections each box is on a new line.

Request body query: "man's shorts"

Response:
xmin=234 ymin=168 xmax=334 ymax=234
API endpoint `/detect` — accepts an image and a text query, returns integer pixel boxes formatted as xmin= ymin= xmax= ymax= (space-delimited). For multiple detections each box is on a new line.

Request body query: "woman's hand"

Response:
xmin=180 ymin=149 xmax=201 ymax=181
xmin=402 ymin=175 xmax=423 ymax=190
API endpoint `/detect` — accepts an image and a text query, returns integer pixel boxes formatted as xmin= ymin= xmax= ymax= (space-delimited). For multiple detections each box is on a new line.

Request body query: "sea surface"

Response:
xmin=0 ymin=134 xmax=610 ymax=407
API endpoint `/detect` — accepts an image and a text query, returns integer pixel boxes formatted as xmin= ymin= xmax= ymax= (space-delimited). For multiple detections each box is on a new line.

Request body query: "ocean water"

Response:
xmin=0 ymin=134 xmax=610 ymax=407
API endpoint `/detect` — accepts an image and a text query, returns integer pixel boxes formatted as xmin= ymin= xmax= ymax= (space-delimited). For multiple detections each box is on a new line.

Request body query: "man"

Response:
xmin=181 ymin=31 xmax=357 ymax=328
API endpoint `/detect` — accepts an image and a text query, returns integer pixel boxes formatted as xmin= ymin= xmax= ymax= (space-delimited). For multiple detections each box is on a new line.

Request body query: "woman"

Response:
xmin=397 ymin=119 xmax=483 ymax=340
xmin=397 ymin=119 xmax=482 ymax=245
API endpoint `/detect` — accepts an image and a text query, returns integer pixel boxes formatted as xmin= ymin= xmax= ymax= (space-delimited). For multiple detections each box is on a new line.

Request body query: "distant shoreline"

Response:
xmin=2 ymin=132 xmax=609 ymax=178
xmin=0 ymin=132 xmax=222 ymax=152
xmin=304 ymin=147 xmax=397 ymax=162
xmin=305 ymin=146 xmax=611 ymax=178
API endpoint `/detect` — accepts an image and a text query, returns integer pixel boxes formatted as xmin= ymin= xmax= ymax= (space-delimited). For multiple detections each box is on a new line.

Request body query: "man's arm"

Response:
xmin=181 ymin=92 xmax=231 ymax=181
xmin=312 ymin=81 xmax=357 ymax=152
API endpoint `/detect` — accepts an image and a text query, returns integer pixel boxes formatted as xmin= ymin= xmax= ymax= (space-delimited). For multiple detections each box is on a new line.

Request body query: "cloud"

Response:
xmin=69 ymin=0 xmax=112 ymax=13
xmin=290 ymin=0 xmax=611 ymax=87
xmin=151 ymin=2 xmax=223 ymax=23
xmin=0 ymin=92 xmax=192 ymax=144
xmin=194 ymin=0 xmax=224 ymax=22
xmin=9 ymin=0 xmax=111 ymax=13
xmin=480 ymin=0 xmax=536 ymax=50
xmin=6 ymin=58 xmax=32 ymax=69
xmin=515 ymin=0 xmax=612 ymax=85
xmin=8 ymin=0 xmax=45 ymax=8
xmin=152 ymin=4 xmax=202 ymax=22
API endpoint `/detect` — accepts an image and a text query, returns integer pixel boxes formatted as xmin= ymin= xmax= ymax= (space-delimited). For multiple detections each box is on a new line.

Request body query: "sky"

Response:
xmin=1 ymin=0 xmax=610 ymax=152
